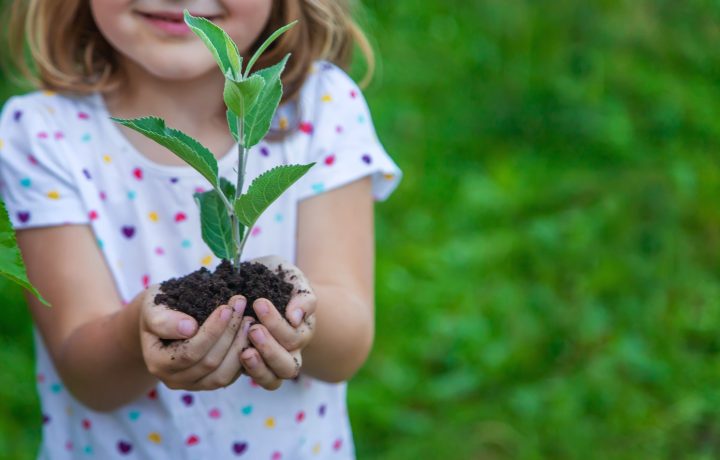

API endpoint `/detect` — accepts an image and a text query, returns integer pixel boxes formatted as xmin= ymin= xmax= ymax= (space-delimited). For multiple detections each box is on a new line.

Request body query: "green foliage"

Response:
xmin=243 ymin=54 xmax=290 ymax=149
xmin=243 ymin=21 xmax=297 ymax=78
xmin=226 ymin=109 xmax=240 ymax=142
xmin=224 ymin=73 xmax=265 ymax=118
xmin=234 ymin=164 xmax=315 ymax=228
xmin=194 ymin=188 xmax=236 ymax=261
xmin=179 ymin=12 xmax=308 ymax=265
xmin=112 ymin=116 xmax=219 ymax=187
xmin=0 ymin=201 xmax=47 ymax=306
xmin=183 ymin=11 xmax=241 ymax=79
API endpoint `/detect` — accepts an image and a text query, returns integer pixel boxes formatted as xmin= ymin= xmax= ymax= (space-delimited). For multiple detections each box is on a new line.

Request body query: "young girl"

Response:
xmin=0 ymin=1 xmax=400 ymax=458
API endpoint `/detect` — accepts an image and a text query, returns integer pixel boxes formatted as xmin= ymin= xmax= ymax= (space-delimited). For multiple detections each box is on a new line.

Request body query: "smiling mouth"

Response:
xmin=136 ymin=10 xmax=221 ymax=36
xmin=136 ymin=11 xmax=220 ymax=22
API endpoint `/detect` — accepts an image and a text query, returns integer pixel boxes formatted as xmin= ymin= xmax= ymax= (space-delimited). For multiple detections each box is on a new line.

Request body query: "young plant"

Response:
xmin=113 ymin=12 xmax=313 ymax=270
xmin=0 ymin=201 xmax=48 ymax=305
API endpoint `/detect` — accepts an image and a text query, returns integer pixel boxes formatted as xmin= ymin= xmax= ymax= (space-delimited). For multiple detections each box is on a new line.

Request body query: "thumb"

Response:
xmin=147 ymin=307 xmax=198 ymax=340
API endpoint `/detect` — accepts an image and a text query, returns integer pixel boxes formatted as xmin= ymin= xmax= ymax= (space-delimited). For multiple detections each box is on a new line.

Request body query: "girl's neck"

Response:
xmin=102 ymin=57 xmax=235 ymax=165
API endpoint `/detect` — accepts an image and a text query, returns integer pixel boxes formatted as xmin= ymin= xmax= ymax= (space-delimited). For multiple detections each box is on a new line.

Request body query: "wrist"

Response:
xmin=114 ymin=288 xmax=149 ymax=364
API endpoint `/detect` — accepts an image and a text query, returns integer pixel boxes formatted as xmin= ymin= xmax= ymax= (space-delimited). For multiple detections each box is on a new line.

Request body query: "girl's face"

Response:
xmin=91 ymin=0 xmax=273 ymax=81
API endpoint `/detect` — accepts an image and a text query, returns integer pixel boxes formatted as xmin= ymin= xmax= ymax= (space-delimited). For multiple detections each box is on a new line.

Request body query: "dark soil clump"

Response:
xmin=154 ymin=259 xmax=294 ymax=326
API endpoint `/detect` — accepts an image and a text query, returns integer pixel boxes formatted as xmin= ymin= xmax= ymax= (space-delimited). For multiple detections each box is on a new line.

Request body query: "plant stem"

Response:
xmin=233 ymin=117 xmax=246 ymax=269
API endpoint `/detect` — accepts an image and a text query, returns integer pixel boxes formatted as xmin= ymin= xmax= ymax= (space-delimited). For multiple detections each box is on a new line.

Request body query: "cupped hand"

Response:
xmin=139 ymin=285 xmax=253 ymax=391
xmin=239 ymin=256 xmax=317 ymax=390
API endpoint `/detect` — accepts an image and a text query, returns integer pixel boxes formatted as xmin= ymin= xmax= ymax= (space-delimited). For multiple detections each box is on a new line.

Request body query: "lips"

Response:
xmin=136 ymin=10 xmax=220 ymax=21
xmin=136 ymin=10 xmax=221 ymax=36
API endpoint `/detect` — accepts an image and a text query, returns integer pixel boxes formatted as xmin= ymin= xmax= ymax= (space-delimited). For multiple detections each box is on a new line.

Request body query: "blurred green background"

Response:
xmin=3 ymin=0 xmax=720 ymax=458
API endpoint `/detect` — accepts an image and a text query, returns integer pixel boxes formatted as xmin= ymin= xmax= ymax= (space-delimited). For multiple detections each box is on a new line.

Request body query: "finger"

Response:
xmin=248 ymin=324 xmax=300 ymax=380
xmin=144 ymin=304 xmax=198 ymax=340
xmin=254 ymin=298 xmax=312 ymax=351
xmin=285 ymin=288 xmax=317 ymax=328
xmin=249 ymin=256 xmax=315 ymax=328
xmin=155 ymin=301 xmax=238 ymax=373
xmin=240 ymin=347 xmax=282 ymax=390
xmin=184 ymin=314 xmax=255 ymax=390
xmin=170 ymin=296 xmax=247 ymax=383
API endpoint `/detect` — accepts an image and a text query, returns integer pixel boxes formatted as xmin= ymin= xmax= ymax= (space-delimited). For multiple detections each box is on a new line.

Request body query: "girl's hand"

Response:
xmin=240 ymin=256 xmax=317 ymax=390
xmin=139 ymin=286 xmax=253 ymax=391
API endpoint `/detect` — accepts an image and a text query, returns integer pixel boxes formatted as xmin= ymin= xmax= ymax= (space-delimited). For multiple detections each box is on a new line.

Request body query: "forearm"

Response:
xmin=301 ymin=283 xmax=374 ymax=383
xmin=54 ymin=292 xmax=156 ymax=411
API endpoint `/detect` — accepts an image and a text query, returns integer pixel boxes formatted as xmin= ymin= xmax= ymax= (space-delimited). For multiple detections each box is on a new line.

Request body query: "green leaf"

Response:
xmin=219 ymin=176 xmax=236 ymax=201
xmin=224 ymin=74 xmax=266 ymax=118
xmin=234 ymin=163 xmax=314 ymax=228
xmin=0 ymin=201 xmax=49 ymax=306
xmin=227 ymin=110 xmax=240 ymax=142
xmin=244 ymin=21 xmax=297 ymax=78
xmin=184 ymin=10 xmax=242 ymax=78
xmin=194 ymin=188 xmax=237 ymax=260
xmin=113 ymin=117 xmax=219 ymax=187
xmin=243 ymin=54 xmax=290 ymax=148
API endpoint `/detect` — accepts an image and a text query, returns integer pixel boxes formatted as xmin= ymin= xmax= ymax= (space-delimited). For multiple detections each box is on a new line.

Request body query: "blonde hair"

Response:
xmin=4 ymin=0 xmax=375 ymax=102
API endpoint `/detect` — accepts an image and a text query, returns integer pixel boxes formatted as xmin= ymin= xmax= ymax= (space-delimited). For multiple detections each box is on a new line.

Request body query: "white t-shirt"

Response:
xmin=0 ymin=62 xmax=401 ymax=460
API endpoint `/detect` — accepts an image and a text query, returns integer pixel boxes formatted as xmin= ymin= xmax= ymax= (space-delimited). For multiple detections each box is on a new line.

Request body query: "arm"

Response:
xmin=17 ymin=225 xmax=155 ymax=411
xmin=18 ymin=224 xmax=251 ymax=411
xmin=296 ymin=177 xmax=375 ymax=382
xmin=241 ymin=177 xmax=375 ymax=384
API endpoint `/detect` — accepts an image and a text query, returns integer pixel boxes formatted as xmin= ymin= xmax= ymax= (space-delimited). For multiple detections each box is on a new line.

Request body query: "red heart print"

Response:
xmin=186 ymin=435 xmax=200 ymax=446
xmin=133 ymin=168 xmax=143 ymax=180
xmin=299 ymin=122 xmax=313 ymax=134
xmin=324 ymin=154 xmax=336 ymax=166
xmin=175 ymin=212 xmax=187 ymax=223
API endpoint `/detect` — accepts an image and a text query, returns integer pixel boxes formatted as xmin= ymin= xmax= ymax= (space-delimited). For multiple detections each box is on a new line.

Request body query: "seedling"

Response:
xmin=0 ymin=201 xmax=48 ymax=305
xmin=114 ymin=12 xmax=313 ymax=270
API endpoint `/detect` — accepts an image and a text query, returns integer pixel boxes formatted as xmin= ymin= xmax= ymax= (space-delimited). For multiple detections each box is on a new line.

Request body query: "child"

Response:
xmin=0 ymin=1 xmax=400 ymax=458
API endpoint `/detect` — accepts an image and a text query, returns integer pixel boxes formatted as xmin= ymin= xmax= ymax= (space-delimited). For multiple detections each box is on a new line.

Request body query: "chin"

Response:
xmin=136 ymin=54 xmax=217 ymax=82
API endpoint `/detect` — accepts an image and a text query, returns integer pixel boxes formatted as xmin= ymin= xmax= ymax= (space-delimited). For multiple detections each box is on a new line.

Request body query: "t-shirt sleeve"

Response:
xmin=294 ymin=63 xmax=401 ymax=201
xmin=0 ymin=95 xmax=89 ymax=229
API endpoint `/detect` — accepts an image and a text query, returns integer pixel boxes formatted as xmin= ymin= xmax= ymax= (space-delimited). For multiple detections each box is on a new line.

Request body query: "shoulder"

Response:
xmin=1 ymin=90 xmax=100 ymax=132
xmin=289 ymin=60 xmax=376 ymax=140
xmin=298 ymin=61 xmax=363 ymax=108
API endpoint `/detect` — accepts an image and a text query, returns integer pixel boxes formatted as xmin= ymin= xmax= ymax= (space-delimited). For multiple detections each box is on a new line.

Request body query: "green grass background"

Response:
xmin=3 ymin=0 xmax=720 ymax=458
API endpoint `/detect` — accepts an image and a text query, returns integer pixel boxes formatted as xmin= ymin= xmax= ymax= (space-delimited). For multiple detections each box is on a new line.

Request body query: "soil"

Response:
xmin=154 ymin=259 xmax=294 ymax=327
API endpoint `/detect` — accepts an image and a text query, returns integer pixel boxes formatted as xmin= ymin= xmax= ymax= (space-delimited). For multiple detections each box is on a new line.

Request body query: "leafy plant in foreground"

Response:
xmin=0 ymin=201 xmax=47 ymax=305
xmin=114 ymin=12 xmax=313 ymax=269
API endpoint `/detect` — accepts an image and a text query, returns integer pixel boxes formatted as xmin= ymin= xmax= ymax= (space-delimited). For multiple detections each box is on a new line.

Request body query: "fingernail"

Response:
xmin=242 ymin=319 xmax=253 ymax=336
xmin=245 ymin=354 xmax=258 ymax=369
xmin=178 ymin=319 xmax=195 ymax=337
xmin=255 ymin=299 xmax=270 ymax=317
xmin=233 ymin=297 xmax=246 ymax=314
xmin=290 ymin=309 xmax=304 ymax=326
xmin=250 ymin=328 xmax=266 ymax=345
xmin=220 ymin=308 xmax=232 ymax=322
